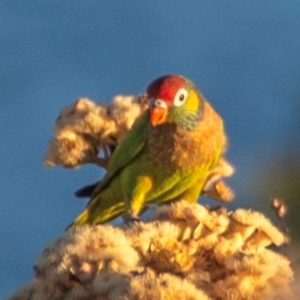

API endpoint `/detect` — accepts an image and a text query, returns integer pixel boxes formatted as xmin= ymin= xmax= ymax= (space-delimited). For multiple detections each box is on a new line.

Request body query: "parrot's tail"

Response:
xmin=66 ymin=208 xmax=90 ymax=230
xmin=66 ymin=193 xmax=126 ymax=230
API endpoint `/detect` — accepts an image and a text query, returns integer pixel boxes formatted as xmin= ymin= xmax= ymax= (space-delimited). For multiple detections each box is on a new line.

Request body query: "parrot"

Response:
xmin=68 ymin=74 xmax=228 ymax=228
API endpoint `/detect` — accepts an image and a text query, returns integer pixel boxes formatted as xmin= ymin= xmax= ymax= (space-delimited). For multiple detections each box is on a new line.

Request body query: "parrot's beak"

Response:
xmin=150 ymin=99 xmax=168 ymax=126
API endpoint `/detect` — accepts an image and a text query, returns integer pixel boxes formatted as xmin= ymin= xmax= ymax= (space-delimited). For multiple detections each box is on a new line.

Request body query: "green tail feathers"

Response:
xmin=66 ymin=208 xmax=90 ymax=230
xmin=67 ymin=191 xmax=126 ymax=230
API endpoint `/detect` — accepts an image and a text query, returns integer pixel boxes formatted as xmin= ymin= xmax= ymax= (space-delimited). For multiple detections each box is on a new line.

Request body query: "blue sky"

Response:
xmin=1 ymin=1 xmax=300 ymax=297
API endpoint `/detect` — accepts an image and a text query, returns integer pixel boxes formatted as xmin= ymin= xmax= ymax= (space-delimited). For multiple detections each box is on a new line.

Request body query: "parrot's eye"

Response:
xmin=173 ymin=88 xmax=188 ymax=107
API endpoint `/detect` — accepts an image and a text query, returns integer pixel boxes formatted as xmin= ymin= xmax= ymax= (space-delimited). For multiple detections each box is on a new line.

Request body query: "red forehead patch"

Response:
xmin=146 ymin=75 xmax=186 ymax=101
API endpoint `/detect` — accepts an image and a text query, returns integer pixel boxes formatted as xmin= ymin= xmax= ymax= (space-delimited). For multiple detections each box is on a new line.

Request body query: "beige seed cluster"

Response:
xmin=44 ymin=95 xmax=149 ymax=169
xmin=6 ymin=201 xmax=293 ymax=300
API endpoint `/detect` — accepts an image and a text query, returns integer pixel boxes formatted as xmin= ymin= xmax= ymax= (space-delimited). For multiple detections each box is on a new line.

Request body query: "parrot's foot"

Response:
xmin=123 ymin=215 xmax=141 ymax=225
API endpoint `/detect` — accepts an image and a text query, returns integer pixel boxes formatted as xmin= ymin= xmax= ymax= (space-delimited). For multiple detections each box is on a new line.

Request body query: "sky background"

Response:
xmin=1 ymin=1 xmax=300 ymax=297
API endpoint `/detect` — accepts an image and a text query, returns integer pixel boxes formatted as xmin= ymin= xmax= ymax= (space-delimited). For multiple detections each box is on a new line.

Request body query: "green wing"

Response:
xmin=90 ymin=110 xmax=149 ymax=199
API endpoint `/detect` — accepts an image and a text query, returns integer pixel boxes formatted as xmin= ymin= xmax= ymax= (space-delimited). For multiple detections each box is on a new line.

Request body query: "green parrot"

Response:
xmin=68 ymin=75 xmax=227 ymax=228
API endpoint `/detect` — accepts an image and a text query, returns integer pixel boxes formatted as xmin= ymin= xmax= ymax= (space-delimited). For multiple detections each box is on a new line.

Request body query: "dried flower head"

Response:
xmin=44 ymin=95 xmax=149 ymax=169
xmin=6 ymin=202 xmax=294 ymax=300
xmin=202 ymin=158 xmax=235 ymax=202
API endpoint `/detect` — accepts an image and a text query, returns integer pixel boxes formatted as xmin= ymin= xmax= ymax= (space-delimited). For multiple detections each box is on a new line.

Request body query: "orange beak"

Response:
xmin=150 ymin=99 xmax=168 ymax=126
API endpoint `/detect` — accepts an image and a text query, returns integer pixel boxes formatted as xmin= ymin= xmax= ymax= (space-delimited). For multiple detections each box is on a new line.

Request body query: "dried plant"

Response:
xmin=44 ymin=94 xmax=149 ymax=169
xmin=6 ymin=202 xmax=293 ymax=300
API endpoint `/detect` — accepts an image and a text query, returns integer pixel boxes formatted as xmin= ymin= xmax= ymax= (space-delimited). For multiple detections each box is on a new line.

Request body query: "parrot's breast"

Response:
xmin=147 ymin=123 xmax=211 ymax=171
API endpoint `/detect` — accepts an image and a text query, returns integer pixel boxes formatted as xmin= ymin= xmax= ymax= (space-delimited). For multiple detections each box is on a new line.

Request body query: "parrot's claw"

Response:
xmin=123 ymin=215 xmax=141 ymax=225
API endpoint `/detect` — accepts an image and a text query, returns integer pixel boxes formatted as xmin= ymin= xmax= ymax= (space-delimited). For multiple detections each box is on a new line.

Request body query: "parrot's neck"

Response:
xmin=167 ymin=97 xmax=204 ymax=131
xmin=175 ymin=107 xmax=203 ymax=131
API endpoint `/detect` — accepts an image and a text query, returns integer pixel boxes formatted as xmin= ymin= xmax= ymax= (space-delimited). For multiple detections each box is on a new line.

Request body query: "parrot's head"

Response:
xmin=146 ymin=75 xmax=204 ymax=130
